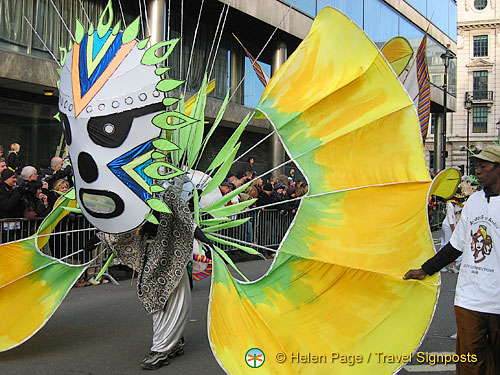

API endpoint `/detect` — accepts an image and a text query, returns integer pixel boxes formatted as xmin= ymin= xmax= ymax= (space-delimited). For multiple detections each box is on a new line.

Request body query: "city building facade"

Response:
xmin=0 ymin=0 xmax=457 ymax=175
xmin=454 ymin=0 xmax=499 ymax=174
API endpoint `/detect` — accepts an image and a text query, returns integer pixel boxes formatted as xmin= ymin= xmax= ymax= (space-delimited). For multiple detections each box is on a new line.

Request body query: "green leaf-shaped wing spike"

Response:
xmin=143 ymin=162 xmax=185 ymax=180
xmin=207 ymin=113 xmax=250 ymax=171
xmin=187 ymin=75 xmax=208 ymax=168
xmin=144 ymin=212 xmax=159 ymax=225
xmin=193 ymin=188 xmax=200 ymax=226
xmin=163 ymin=97 xmax=180 ymax=107
xmin=212 ymin=245 xmax=250 ymax=282
xmin=97 ymin=0 xmax=113 ymax=38
xmin=146 ymin=198 xmax=172 ymax=213
xmin=63 ymin=207 xmax=83 ymax=214
xmin=201 ymin=144 xmax=240 ymax=197
xmin=201 ymin=182 xmax=251 ymax=213
xmin=200 ymin=217 xmax=231 ymax=226
xmin=198 ymin=90 xmax=230 ymax=162
xmin=155 ymin=67 xmax=170 ymax=76
xmin=151 ymin=151 xmax=169 ymax=159
xmin=207 ymin=235 xmax=261 ymax=257
xmin=61 ymin=188 xmax=76 ymax=200
xmin=156 ymin=79 xmax=184 ymax=93
xmin=150 ymin=138 xmax=180 ymax=151
xmin=150 ymin=185 xmax=166 ymax=193
xmin=152 ymin=111 xmax=198 ymax=130
xmin=75 ymin=18 xmax=85 ymax=44
xmin=204 ymin=199 xmax=257 ymax=217
xmin=112 ymin=20 xmax=121 ymax=36
xmin=122 ymin=17 xmax=140 ymax=44
xmin=202 ymin=217 xmax=251 ymax=233
xmin=137 ymin=36 xmax=150 ymax=49
xmin=171 ymin=96 xmax=186 ymax=166
xmin=141 ymin=39 xmax=181 ymax=65
xmin=59 ymin=47 xmax=67 ymax=66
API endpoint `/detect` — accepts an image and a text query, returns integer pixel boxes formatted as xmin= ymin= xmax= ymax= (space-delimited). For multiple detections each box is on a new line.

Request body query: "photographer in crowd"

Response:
xmin=0 ymin=169 xmax=24 ymax=219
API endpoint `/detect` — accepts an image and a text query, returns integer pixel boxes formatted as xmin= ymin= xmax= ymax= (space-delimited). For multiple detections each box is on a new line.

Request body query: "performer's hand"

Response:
xmin=403 ymin=268 xmax=427 ymax=280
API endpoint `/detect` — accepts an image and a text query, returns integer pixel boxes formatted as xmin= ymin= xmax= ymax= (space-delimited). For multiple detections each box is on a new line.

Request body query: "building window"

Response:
xmin=432 ymin=75 xmax=443 ymax=85
xmin=474 ymin=0 xmax=487 ymax=10
xmin=473 ymin=71 xmax=488 ymax=99
xmin=473 ymin=35 xmax=488 ymax=57
xmin=430 ymin=113 xmax=436 ymax=135
xmin=473 ymin=106 xmax=488 ymax=133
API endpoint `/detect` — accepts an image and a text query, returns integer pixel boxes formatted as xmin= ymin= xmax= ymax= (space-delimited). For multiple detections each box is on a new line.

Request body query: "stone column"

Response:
xmin=270 ymin=42 xmax=287 ymax=176
xmin=147 ymin=0 xmax=166 ymax=54
xmin=229 ymin=43 xmax=244 ymax=104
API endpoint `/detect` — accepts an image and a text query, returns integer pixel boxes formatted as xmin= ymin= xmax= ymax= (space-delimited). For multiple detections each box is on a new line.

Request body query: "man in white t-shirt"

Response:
xmin=404 ymin=145 xmax=500 ymax=375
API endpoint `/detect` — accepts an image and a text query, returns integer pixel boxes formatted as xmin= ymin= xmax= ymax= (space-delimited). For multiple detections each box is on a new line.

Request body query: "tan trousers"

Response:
xmin=455 ymin=305 xmax=500 ymax=375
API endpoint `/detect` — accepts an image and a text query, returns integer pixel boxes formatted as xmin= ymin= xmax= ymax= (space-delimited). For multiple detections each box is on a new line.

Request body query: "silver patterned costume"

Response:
xmin=98 ymin=188 xmax=194 ymax=354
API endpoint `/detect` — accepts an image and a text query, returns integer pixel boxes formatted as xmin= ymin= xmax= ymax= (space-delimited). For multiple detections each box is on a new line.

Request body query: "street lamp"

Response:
xmin=440 ymin=46 xmax=455 ymax=170
xmin=464 ymin=94 xmax=473 ymax=175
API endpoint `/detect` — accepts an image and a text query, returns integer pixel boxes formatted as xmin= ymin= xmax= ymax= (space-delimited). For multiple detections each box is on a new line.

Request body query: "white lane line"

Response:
xmin=404 ymin=352 xmax=456 ymax=372
xmin=404 ymin=364 xmax=455 ymax=372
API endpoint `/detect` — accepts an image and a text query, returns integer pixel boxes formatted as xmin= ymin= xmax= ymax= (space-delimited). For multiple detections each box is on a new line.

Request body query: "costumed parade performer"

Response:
xmin=405 ymin=145 xmax=500 ymax=374
xmin=2 ymin=4 xmax=469 ymax=375
xmin=54 ymin=3 xmax=216 ymax=369
xmin=97 ymin=186 xmax=212 ymax=369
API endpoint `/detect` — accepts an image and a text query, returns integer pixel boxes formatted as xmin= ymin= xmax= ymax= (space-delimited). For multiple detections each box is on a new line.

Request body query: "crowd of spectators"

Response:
xmin=222 ymin=162 xmax=309 ymax=214
xmin=214 ymin=161 xmax=309 ymax=257
xmin=0 ymin=142 xmax=73 ymax=228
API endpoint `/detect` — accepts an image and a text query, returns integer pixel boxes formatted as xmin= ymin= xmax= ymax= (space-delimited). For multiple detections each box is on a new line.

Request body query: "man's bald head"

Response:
xmin=51 ymin=157 xmax=63 ymax=171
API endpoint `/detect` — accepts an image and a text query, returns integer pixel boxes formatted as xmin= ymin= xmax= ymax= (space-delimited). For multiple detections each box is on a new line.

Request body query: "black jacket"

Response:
xmin=0 ymin=182 xmax=25 ymax=219
xmin=44 ymin=165 xmax=73 ymax=189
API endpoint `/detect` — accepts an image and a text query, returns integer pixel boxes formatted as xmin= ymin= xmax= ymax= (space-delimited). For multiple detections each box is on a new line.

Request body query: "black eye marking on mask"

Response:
xmin=60 ymin=112 xmax=72 ymax=145
xmin=87 ymin=103 xmax=164 ymax=148
xmin=78 ymin=152 xmax=98 ymax=183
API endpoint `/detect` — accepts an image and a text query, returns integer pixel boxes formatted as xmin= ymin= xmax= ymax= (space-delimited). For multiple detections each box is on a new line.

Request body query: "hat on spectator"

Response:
xmin=263 ymin=183 xmax=273 ymax=192
xmin=1 ymin=168 xmax=15 ymax=181
xmin=26 ymin=180 xmax=42 ymax=194
xmin=220 ymin=182 xmax=233 ymax=189
xmin=470 ymin=145 xmax=500 ymax=164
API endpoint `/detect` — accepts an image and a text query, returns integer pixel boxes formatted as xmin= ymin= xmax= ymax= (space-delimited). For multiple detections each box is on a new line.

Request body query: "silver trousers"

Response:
xmin=150 ymin=271 xmax=191 ymax=353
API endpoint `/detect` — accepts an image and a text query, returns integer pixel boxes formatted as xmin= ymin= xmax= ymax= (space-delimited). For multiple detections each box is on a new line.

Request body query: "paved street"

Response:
xmin=1 ymin=231 xmax=460 ymax=375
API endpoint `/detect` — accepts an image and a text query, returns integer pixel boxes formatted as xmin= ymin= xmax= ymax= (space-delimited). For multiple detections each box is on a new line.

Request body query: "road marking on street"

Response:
xmin=405 ymin=364 xmax=456 ymax=372
xmin=404 ymin=352 xmax=456 ymax=373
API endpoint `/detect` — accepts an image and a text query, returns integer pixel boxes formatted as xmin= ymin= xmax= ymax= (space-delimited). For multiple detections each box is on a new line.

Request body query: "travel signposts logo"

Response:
xmin=245 ymin=348 xmax=265 ymax=368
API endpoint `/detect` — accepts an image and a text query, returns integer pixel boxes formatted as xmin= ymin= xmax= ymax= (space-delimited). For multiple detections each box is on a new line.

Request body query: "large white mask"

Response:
xmin=58 ymin=7 xmax=180 ymax=234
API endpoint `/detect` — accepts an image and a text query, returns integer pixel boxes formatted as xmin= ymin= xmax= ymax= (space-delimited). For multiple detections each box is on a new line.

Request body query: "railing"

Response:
xmin=1 ymin=210 xmax=297 ymax=257
xmin=201 ymin=209 xmax=296 ymax=253
xmin=2 ymin=206 xmax=445 ymax=260
xmin=0 ymin=215 xmax=98 ymax=265
xmin=466 ymin=90 xmax=493 ymax=102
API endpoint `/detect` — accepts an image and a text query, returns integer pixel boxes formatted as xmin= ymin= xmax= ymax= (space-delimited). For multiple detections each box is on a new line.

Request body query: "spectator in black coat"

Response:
xmin=7 ymin=143 xmax=22 ymax=172
xmin=22 ymin=180 xmax=51 ymax=220
xmin=0 ymin=168 xmax=24 ymax=219
xmin=257 ymin=183 xmax=278 ymax=208
xmin=0 ymin=158 xmax=7 ymax=174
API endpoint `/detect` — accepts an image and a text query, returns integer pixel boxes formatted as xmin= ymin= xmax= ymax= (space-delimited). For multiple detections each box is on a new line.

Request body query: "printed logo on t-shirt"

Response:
xmin=470 ymin=225 xmax=493 ymax=263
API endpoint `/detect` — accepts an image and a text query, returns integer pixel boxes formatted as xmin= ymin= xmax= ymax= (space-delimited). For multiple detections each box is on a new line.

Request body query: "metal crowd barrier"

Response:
xmin=201 ymin=209 xmax=296 ymax=252
xmin=1 ymin=209 xmax=298 ymax=267
xmin=0 ymin=215 xmax=106 ymax=280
